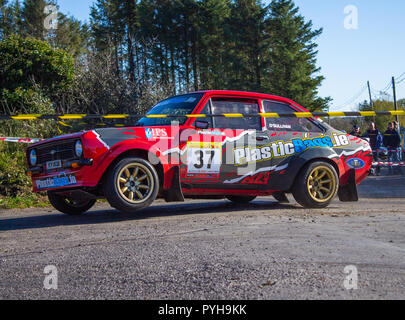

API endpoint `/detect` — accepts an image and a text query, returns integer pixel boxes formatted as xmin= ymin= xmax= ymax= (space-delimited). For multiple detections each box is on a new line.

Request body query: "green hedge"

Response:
xmin=0 ymin=134 xmax=49 ymax=209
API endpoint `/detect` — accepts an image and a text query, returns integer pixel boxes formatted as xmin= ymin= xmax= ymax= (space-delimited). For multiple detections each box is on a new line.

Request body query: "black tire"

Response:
xmin=292 ymin=161 xmax=339 ymax=209
xmin=47 ymin=192 xmax=96 ymax=215
xmin=226 ymin=195 xmax=257 ymax=204
xmin=103 ymin=157 xmax=159 ymax=213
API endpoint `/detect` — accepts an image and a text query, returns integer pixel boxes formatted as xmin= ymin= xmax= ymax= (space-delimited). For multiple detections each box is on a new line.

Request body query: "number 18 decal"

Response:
xmin=187 ymin=142 xmax=222 ymax=174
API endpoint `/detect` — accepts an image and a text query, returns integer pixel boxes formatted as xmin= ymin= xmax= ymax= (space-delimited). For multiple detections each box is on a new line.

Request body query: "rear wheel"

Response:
xmin=47 ymin=192 xmax=96 ymax=215
xmin=103 ymin=157 xmax=159 ymax=213
xmin=226 ymin=195 xmax=257 ymax=204
xmin=292 ymin=161 xmax=338 ymax=209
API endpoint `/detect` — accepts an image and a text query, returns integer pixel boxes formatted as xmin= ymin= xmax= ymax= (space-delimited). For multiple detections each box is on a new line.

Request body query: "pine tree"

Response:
xmin=226 ymin=0 xmax=268 ymax=91
xmin=53 ymin=13 xmax=89 ymax=58
xmin=86 ymin=0 xmax=329 ymax=110
xmin=21 ymin=0 xmax=49 ymax=40
xmin=266 ymin=0 xmax=329 ymax=111
xmin=0 ymin=0 xmax=10 ymax=39
xmin=90 ymin=0 xmax=124 ymax=75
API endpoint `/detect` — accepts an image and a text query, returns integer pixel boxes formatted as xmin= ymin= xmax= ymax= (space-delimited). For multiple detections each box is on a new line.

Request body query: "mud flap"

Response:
xmin=273 ymin=192 xmax=290 ymax=203
xmin=338 ymin=169 xmax=359 ymax=202
xmin=164 ymin=166 xmax=185 ymax=203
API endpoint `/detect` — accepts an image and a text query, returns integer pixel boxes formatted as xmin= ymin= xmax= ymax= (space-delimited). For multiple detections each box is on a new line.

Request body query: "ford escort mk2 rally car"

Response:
xmin=26 ymin=91 xmax=372 ymax=215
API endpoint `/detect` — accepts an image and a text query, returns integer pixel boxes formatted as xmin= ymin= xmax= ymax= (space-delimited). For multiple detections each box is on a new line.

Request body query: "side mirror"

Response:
xmin=195 ymin=120 xmax=209 ymax=129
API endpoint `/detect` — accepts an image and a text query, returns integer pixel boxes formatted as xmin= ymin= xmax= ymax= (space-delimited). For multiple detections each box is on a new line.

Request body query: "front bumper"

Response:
xmin=26 ymin=158 xmax=93 ymax=175
xmin=29 ymin=159 xmax=96 ymax=193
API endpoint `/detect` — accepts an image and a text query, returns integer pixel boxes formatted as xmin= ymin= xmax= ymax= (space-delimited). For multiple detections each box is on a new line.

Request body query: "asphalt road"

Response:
xmin=1 ymin=175 xmax=405 ymax=300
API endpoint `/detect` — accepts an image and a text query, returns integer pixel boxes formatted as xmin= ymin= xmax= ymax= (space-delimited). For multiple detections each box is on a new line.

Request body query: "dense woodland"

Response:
xmin=0 ymin=0 xmax=330 ymax=116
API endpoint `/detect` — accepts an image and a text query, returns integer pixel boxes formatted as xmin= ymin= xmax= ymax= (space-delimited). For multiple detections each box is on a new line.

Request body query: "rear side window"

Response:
xmin=263 ymin=100 xmax=323 ymax=133
xmin=211 ymin=98 xmax=261 ymax=130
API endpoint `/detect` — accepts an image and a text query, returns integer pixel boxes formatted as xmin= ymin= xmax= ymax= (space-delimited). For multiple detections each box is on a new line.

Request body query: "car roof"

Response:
xmin=190 ymin=90 xmax=309 ymax=112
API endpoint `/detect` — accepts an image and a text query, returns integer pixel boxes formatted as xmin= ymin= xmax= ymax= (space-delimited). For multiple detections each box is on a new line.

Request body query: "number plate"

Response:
xmin=46 ymin=160 xmax=62 ymax=170
xmin=187 ymin=142 xmax=222 ymax=174
xmin=35 ymin=174 xmax=77 ymax=190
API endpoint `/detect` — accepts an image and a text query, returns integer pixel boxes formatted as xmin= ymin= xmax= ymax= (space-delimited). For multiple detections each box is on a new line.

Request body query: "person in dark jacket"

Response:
xmin=383 ymin=122 xmax=401 ymax=174
xmin=365 ymin=122 xmax=383 ymax=175
xmin=350 ymin=125 xmax=362 ymax=137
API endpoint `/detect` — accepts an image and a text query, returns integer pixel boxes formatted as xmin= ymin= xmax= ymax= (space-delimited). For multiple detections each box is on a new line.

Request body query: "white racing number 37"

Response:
xmin=187 ymin=142 xmax=222 ymax=174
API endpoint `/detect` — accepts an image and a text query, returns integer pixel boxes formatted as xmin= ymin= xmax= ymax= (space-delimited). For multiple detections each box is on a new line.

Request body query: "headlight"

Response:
xmin=29 ymin=149 xmax=37 ymax=166
xmin=75 ymin=140 xmax=83 ymax=157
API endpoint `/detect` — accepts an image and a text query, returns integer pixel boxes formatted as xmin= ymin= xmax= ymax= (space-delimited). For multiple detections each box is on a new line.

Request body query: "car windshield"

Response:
xmin=136 ymin=93 xmax=204 ymax=127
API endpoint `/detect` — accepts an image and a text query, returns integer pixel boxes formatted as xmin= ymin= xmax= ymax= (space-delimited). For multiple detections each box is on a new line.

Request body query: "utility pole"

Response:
xmin=392 ymin=76 xmax=399 ymax=125
xmin=367 ymin=81 xmax=375 ymax=124
xmin=367 ymin=81 xmax=373 ymax=109
xmin=392 ymin=77 xmax=402 ymax=160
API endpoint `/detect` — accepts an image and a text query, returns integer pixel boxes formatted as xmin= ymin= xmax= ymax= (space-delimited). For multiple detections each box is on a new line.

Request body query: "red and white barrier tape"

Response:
xmin=0 ymin=137 xmax=43 ymax=144
xmin=373 ymin=149 xmax=405 ymax=153
xmin=372 ymin=162 xmax=405 ymax=167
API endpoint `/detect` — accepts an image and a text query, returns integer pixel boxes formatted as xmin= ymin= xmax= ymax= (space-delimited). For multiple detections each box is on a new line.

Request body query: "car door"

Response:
xmin=261 ymin=100 xmax=325 ymax=170
xmin=183 ymin=96 xmax=271 ymax=189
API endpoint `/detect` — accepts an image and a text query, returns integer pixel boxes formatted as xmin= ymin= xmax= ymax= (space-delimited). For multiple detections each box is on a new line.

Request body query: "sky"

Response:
xmin=56 ymin=0 xmax=405 ymax=112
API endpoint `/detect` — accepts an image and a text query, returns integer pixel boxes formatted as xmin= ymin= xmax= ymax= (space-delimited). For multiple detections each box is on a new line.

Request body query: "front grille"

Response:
xmin=34 ymin=140 xmax=77 ymax=166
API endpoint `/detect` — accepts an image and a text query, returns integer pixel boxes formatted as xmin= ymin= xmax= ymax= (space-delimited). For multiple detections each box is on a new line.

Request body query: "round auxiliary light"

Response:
xmin=29 ymin=149 xmax=37 ymax=166
xmin=75 ymin=140 xmax=83 ymax=157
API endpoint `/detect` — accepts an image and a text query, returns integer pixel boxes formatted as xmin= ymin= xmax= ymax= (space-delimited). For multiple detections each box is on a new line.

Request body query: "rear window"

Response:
xmin=263 ymin=100 xmax=323 ymax=132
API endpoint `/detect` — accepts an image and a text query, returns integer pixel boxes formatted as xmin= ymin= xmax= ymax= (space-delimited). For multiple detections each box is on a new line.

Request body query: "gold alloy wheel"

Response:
xmin=117 ymin=163 xmax=154 ymax=204
xmin=306 ymin=166 xmax=337 ymax=203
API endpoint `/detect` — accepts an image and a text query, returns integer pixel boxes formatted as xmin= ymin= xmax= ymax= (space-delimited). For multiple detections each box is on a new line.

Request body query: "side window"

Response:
xmin=197 ymin=102 xmax=213 ymax=129
xmin=263 ymin=100 xmax=323 ymax=133
xmin=211 ymin=98 xmax=261 ymax=130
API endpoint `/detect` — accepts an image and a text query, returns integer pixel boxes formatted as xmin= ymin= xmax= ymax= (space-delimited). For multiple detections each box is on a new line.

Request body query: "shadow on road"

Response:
xmin=2 ymin=176 xmax=403 ymax=232
xmin=0 ymin=200 xmax=300 ymax=232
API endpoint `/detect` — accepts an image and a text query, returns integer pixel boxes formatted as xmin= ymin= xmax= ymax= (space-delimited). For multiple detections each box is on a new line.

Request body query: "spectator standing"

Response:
xmin=383 ymin=122 xmax=401 ymax=174
xmin=365 ymin=122 xmax=383 ymax=175
xmin=350 ymin=125 xmax=362 ymax=137
xmin=403 ymin=127 xmax=405 ymax=161
xmin=393 ymin=122 xmax=402 ymax=161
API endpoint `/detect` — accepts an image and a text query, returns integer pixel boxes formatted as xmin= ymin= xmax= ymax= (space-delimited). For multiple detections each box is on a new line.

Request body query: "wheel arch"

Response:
xmin=297 ymin=157 xmax=340 ymax=180
xmin=98 ymin=148 xmax=165 ymax=194
xmin=269 ymin=148 xmax=341 ymax=192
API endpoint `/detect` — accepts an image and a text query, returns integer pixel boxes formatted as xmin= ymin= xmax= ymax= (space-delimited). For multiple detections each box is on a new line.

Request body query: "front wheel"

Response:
xmin=226 ymin=195 xmax=257 ymax=204
xmin=47 ymin=192 xmax=96 ymax=215
xmin=292 ymin=161 xmax=339 ymax=209
xmin=103 ymin=157 xmax=159 ymax=213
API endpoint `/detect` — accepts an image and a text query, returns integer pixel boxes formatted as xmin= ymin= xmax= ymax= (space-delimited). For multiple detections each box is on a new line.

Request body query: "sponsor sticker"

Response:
xmin=346 ymin=158 xmax=365 ymax=170
xmin=233 ymin=133 xmax=351 ymax=165
xmin=145 ymin=128 xmax=169 ymax=139
xmin=36 ymin=173 xmax=77 ymax=189
xmin=268 ymin=123 xmax=292 ymax=130
xmin=187 ymin=141 xmax=222 ymax=174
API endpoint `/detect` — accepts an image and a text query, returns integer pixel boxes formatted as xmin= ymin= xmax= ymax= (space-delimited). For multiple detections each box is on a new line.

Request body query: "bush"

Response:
xmin=0 ymin=142 xmax=31 ymax=197
xmin=0 ymin=35 xmax=74 ymax=94
xmin=0 ymin=141 xmax=49 ymax=209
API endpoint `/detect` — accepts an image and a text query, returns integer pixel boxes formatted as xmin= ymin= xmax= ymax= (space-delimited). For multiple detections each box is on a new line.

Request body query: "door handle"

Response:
xmin=256 ymin=136 xmax=269 ymax=141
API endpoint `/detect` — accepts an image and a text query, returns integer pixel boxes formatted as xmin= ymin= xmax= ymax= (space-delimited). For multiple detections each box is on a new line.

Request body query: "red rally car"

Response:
xmin=26 ymin=91 xmax=372 ymax=215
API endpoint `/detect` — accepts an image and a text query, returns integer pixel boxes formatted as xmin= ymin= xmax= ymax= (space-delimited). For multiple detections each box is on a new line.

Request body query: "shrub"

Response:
xmin=0 ymin=142 xmax=31 ymax=197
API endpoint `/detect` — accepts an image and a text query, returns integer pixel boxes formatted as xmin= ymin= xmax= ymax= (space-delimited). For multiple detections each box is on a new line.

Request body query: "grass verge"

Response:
xmin=0 ymin=194 xmax=49 ymax=210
